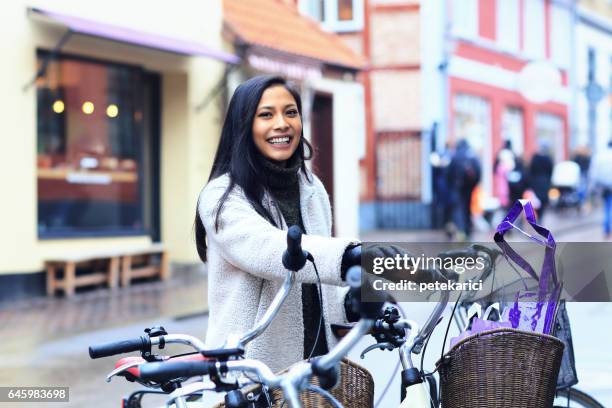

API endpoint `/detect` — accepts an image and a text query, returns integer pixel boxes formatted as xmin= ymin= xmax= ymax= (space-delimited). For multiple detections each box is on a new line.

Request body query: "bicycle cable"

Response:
xmin=434 ymin=290 xmax=463 ymax=403
xmin=277 ymin=257 xmax=327 ymax=407
xmin=420 ymin=323 xmax=432 ymax=374
xmin=306 ymin=256 xmax=325 ymax=362
xmin=440 ymin=290 xmax=462 ymax=361
xmin=241 ymin=370 xmax=273 ymax=407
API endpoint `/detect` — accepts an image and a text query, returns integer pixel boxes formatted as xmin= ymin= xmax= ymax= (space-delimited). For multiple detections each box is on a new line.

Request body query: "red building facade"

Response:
xmin=447 ymin=0 xmax=572 ymax=193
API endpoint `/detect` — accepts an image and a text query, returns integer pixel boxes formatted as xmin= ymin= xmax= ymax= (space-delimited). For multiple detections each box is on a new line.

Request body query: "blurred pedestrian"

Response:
xmin=589 ymin=140 xmax=612 ymax=240
xmin=529 ymin=140 xmax=554 ymax=221
xmin=431 ymin=143 xmax=452 ymax=231
xmin=494 ymin=140 xmax=516 ymax=209
xmin=508 ymin=160 xmax=528 ymax=207
xmin=447 ymin=139 xmax=481 ymax=240
xmin=572 ymin=145 xmax=591 ymax=209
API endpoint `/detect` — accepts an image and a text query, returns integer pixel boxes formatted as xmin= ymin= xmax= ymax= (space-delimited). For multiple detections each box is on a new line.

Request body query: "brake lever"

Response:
xmin=167 ymin=382 xmax=217 ymax=404
xmin=360 ymin=342 xmax=394 ymax=359
xmin=106 ymin=360 xmax=149 ymax=383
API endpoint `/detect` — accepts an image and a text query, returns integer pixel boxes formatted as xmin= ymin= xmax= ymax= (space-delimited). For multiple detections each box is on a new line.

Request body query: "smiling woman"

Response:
xmin=252 ymin=84 xmax=302 ymax=164
xmin=193 ymin=75 xmax=363 ymax=372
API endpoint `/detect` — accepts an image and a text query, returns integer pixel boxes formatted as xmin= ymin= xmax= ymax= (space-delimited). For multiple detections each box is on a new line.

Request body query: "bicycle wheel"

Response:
xmin=553 ymin=387 xmax=605 ymax=408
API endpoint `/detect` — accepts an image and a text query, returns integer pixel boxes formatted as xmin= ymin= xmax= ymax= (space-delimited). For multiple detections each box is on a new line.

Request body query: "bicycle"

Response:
xmin=343 ymin=244 xmax=493 ymax=408
xmin=91 ymin=233 xmax=606 ymax=408
xmin=89 ymin=226 xmax=317 ymax=407
xmin=352 ymin=242 xmax=605 ymax=408
xmin=447 ymin=244 xmax=604 ymax=408
xmin=134 ymin=242 xmax=456 ymax=408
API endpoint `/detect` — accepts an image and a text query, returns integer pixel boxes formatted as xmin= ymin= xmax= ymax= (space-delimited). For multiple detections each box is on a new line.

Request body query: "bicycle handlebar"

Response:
xmin=89 ymin=336 xmax=151 ymax=359
xmin=139 ymin=360 xmax=217 ymax=383
xmin=282 ymin=225 xmax=309 ymax=271
xmin=135 ymin=317 xmax=375 ymax=408
xmin=91 ymin=227 xmax=308 ymax=360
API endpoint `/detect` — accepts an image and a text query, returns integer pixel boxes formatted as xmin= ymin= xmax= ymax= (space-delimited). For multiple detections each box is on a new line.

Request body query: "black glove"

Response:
xmin=341 ymin=244 xmax=361 ymax=281
xmin=343 ymin=289 xmax=361 ymax=323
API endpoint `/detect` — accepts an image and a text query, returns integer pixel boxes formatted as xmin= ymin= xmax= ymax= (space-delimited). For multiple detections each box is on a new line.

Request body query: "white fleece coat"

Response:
xmin=198 ymin=172 xmax=354 ymax=373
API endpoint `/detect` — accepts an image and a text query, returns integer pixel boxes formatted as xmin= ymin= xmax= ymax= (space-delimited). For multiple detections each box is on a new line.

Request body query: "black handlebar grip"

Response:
xmin=88 ymin=336 xmax=150 ymax=359
xmin=282 ymin=225 xmax=308 ymax=271
xmin=287 ymin=225 xmax=302 ymax=255
xmin=139 ymin=360 xmax=216 ymax=382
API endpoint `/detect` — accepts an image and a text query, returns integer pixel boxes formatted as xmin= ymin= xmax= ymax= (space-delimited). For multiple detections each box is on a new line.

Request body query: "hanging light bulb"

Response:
xmin=82 ymin=101 xmax=95 ymax=115
xmin=106 ymin=104 xmax=119 ymax=118
xmin=52 ymin=100 xmax=65 ymax=114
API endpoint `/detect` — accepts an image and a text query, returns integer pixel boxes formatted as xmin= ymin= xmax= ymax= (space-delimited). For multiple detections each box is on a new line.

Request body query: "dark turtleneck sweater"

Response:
xmin=260 ymin=155 xmax=329 ymax=359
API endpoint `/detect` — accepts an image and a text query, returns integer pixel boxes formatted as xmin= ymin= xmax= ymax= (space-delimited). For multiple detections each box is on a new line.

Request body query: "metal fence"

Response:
xmin=374 ymin=131 xmax=431 ymax=229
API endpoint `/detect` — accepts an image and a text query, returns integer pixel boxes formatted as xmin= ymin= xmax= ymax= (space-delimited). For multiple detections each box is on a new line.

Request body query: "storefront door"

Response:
xmin=310 ymin=92 xmax=334 ymax=229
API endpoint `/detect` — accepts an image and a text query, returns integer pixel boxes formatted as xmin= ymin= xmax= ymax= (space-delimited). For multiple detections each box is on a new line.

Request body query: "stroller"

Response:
xmin=549 ymin=161 xmax=581 ymax=210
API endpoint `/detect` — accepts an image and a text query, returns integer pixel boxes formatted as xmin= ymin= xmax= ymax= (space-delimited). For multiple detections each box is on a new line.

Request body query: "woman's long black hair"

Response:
xmin=195 ymin=75 xmax=313 ymax=262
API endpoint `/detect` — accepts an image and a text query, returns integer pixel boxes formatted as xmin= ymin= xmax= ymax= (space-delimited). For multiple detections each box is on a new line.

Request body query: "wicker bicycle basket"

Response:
xmin=436 ymin=328 xmax=564 ymax=408
xmin=213 ymin=358 xmax=374 ymax=408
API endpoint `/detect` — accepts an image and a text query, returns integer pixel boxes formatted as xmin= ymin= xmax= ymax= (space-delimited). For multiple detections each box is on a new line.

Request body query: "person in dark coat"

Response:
xmin=529 ymin=141 xmax=554 ymax=221
xmin=572 ymin=145 xmax=591 ymax=208
xmin=508 ymin=156 xmax=528 ymax=205
xmin=431 ymin=143 xmax=452 ymax=230
xmin=447 ymin=139 xmax=481 ymax=239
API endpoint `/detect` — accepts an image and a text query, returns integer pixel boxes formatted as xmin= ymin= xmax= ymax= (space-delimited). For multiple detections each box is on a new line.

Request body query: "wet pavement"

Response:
xmin=0 ymin=208 xmax=611 ymax=407
xmin=361 ymin=205 xmax=605 ymax=242
xmin=0 ymin=267 xmax=208 ymax=407
xmin=0 ymin=266 xmax=207 ymax=341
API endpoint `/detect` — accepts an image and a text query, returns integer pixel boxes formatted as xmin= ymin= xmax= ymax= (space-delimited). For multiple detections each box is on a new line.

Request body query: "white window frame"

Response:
xmin=496 ymin=0 xmax=520 ymax=53
xmin=523 ymin=0 xmax=546 ymax=60
xmin=299 ymin=0 xmax=364 ymax=32
xmin=550 ymin=3 xmax=571 ymax=69
xmin=450 ymin=0 xmax=479 ymax=40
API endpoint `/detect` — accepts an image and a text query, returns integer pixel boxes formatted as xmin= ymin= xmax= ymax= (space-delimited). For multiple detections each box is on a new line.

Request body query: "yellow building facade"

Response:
xmin=0 ymin=0 xmax=233 ymax=300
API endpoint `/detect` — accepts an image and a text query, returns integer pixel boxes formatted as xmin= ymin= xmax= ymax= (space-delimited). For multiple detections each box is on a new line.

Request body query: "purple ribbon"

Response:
xmin=493 ymin=200 xmax=561 ymax=334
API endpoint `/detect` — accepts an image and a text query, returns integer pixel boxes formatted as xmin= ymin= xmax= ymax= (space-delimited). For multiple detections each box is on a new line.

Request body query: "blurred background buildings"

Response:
xmin=1 ymin=0 xmax=611 ymax=302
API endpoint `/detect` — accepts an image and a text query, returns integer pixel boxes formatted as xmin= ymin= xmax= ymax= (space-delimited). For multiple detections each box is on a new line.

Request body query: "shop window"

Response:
xmin=36 ymin=52 xmax=154 ymax=238
xmin=299 ymin=0 xmax=364 ymax=32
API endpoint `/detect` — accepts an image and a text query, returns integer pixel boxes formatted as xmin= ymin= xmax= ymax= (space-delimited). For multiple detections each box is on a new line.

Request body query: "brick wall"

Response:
xmin=371 ymin=70 xmax=422 ymax=130
xmin=370 ymin=11 xmax=420 ymax=66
